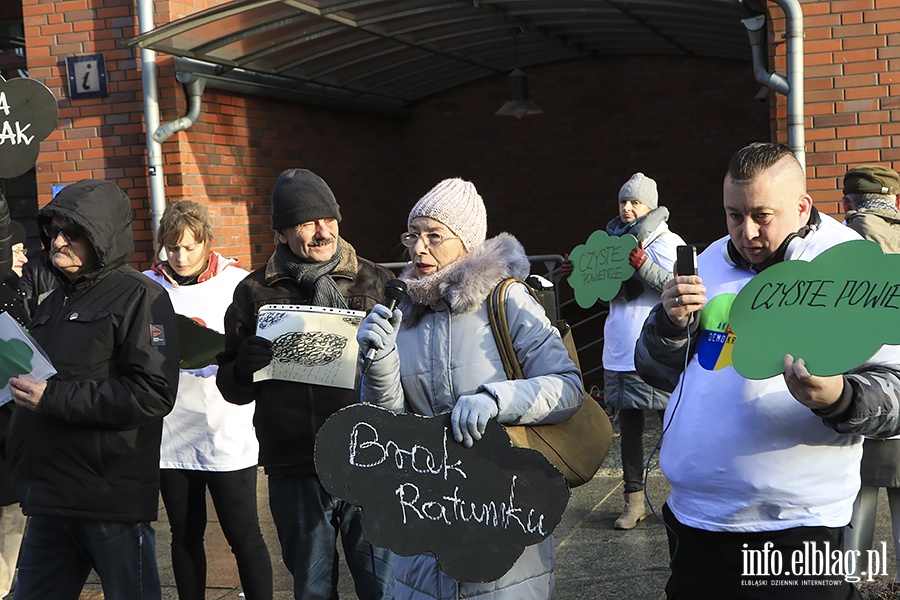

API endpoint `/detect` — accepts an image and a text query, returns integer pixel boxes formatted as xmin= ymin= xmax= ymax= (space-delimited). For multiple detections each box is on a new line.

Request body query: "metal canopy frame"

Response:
xmin=129 ymin=0 xmax=759 ymax=115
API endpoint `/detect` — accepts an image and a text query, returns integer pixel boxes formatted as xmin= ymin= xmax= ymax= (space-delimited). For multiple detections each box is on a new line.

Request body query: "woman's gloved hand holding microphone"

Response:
xmin=357 ymin=303 xmax=402 ymax=370
xmin=357 ymin=303 xmax=498 ymax=447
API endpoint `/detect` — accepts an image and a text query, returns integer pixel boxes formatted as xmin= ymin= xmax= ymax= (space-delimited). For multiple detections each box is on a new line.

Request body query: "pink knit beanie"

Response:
xmin=407 ymin=178 xmax=487 ymax=251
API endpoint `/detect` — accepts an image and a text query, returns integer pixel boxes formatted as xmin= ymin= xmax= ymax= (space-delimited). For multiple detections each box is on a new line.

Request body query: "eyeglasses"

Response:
xmin=399 ymin=232 xmax=461 ymax=248
xmin=45 ymin=224 xmax=84 ymax=243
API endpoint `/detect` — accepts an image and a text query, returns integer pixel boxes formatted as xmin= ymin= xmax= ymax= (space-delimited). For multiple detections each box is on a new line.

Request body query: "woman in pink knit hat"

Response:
xmin=356 ymin=178 xmax=584 ymax=599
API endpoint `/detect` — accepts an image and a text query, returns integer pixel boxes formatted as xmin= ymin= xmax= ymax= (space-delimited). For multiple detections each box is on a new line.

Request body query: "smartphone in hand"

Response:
xmin=676 ymin=245 xmax=697 ymax=277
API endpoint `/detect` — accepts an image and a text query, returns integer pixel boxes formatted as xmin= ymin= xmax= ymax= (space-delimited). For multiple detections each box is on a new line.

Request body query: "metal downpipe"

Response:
xmin=153 ymin=73 xmax=206 ymax=144
xmin=742 ymin=1 xmax=806 ymax=172
xmin=774 ymin=0 xmax=806 ymax=172
xmin=136 ymin=0 xmax=166 ymax=239
xmin=743 ymin=15 xmax=789 ymax=96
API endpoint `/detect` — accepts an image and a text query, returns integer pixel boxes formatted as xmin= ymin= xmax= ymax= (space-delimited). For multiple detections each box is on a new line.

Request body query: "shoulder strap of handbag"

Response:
xmin=487 ymin=278 xmax=534 ymax=381
xmin=488 ymin=277 xmax=585 ymax=376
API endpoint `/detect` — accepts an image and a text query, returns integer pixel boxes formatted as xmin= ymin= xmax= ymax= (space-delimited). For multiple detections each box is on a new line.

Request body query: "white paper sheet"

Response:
xmin=0 ymin=311 xmax=57 ymax=406
xmin=254 ymin=304 xmax=364 ymax=390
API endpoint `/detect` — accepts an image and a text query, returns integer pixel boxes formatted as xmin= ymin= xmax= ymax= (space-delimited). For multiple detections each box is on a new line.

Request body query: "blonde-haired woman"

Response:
xmin=357 ymin=178 xmax=583 ymax=599
xmin=144 ymin=200 xmax=273 ymax=600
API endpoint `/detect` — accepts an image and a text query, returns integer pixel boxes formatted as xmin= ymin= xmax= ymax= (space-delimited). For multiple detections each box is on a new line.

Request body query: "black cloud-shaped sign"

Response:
xmin=0 ymin=77 xmax=59 ymax=178
xmin=314 ymin=404 xmax=570 ymax=583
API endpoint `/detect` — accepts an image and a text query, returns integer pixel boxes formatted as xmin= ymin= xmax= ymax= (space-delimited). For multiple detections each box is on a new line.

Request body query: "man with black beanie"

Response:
xmin=216 ymin=168 xmax=395 ymax=600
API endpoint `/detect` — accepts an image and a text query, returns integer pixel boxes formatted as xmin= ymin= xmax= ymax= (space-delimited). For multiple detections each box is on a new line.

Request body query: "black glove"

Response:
xmin=233 ymin=335 xmax=273 ymax=386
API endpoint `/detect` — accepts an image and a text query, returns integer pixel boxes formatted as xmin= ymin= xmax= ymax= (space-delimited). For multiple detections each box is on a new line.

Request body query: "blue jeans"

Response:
xmin=267 ymin=473 xmax=393 ymax=600
xmin=13 ymin=515 xmax=160 ymax=600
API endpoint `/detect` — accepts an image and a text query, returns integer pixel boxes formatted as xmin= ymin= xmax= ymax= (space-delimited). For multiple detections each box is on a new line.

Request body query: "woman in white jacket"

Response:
xmin=357 ymin=178 xmax=583 ymax=599
xmin=144 ymin=200 xmax=273 ymax=600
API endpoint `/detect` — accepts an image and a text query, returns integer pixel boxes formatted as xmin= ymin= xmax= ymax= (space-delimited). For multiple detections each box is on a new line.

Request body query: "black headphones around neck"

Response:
xmin=723 ymin=206 xmax=822 ymax=273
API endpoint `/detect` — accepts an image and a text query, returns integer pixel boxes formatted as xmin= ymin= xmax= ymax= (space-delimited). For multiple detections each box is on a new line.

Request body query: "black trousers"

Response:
xmin=618 ymin=408 xmax=664 ymax=493
xmin=160 ymin=466 xmax=273 ymax=600
xmin=662 ymin=503 xmax=863 ymax=600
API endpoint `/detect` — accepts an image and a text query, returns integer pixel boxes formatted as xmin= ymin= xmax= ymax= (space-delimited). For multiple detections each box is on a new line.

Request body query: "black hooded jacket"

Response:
xmin=0 ymin=192 xmax=27 ymax=508
xmin=7 ymin=180 xmax=180 ymax=522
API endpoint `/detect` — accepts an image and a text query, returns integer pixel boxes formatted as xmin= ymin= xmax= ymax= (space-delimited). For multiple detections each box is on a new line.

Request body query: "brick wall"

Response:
xmin=23 ymin=0 xmax=773 ymax=274
xmin=20 ymin=0 xmax=407 ymax=268
xmin=182 ymin=54 xmax=768 ymax=267
xmin=23 ymin=0 xmax=159 ymax=263
xmin=768 ymin=0 xmax=900 ymax=216
xmin=167 ymin=54 xmax=766 ymax=268
xmin=401 ymin=56 xmax=769 ymax=259
xmin=155 ymin=87 xmax=406 ymax=271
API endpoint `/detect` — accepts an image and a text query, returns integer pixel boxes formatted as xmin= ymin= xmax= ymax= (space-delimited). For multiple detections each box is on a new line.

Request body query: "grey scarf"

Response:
xmin=274 ymin=240 xmax=348 ymax=308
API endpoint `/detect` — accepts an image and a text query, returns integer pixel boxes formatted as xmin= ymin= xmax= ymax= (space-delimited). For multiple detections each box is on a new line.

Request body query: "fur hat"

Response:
xmin=271 ymin=169 xmax=342 ymax=230
xmin=843 ymin=165 xmax=900 ymax=196
xmin=618 ymin=172 xmax=659 ymax=209
xmin=408 ymin=178 xmax=487 ymax=251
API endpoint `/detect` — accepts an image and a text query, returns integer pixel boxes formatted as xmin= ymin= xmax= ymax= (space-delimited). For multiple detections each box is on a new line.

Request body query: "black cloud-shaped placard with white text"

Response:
xmin=0 ymin=77 xmax=58 ymax=178
xmin=314 ymin=404 xmax=570 ymax=583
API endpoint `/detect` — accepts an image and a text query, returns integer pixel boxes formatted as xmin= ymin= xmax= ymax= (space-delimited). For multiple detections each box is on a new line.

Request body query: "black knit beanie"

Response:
xmin=271 ymin=169 xmax=342 ymax=230
xmin=9 ymin=220 xmax=26 ymax=247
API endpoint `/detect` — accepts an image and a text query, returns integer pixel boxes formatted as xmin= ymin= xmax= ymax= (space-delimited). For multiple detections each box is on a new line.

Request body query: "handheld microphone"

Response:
xmin=361 ymin=279 xmax=407 ymax=375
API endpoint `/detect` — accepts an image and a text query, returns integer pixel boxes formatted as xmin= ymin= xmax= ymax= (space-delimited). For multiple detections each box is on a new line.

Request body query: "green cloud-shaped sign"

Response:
xmin=0 ymin=337 xmax=34 ymax=385
xmin=567 ymin=230 xmax=638 ymax=308
xmin=0 ymin=77 xmax=59 ymax=178
xmin=730 ymin=239 xmax=900 ymax=379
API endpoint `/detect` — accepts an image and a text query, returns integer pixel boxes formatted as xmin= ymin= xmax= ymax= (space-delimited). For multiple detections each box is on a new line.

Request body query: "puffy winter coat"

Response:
xmin=7 ymin=180 xmax=180 ymax=521
xmin=361 ymin=233 xmax=583 ymax=600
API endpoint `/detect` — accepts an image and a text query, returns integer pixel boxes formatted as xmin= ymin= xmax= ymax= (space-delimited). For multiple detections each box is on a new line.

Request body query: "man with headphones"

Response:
xmin=634 ymin=142 xmax=900 ymax=599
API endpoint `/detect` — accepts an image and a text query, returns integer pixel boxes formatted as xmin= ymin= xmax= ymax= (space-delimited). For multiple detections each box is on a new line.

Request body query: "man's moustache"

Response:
xmin=308 ymin=238 xmax=335 ymax=247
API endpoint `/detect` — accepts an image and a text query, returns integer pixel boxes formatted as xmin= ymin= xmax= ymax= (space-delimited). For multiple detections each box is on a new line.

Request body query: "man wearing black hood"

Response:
xmin=6 ymin=179 xmax=180 ymax=600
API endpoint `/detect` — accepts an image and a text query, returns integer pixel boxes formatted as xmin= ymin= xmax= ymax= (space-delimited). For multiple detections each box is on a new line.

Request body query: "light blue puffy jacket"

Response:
xmin=362 ymin=233 xmax=583 ymax=599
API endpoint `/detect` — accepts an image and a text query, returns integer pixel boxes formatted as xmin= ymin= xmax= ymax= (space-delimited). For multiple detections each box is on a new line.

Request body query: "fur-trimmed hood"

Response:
xmin=399 ymin=232 xmax=530 ymax=323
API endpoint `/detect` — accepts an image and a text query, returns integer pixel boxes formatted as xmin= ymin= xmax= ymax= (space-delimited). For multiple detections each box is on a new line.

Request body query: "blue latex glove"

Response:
xmin=357 ymin=303 xmax=402 ymax=364
xmin=451 ymin=392 xmax=499 ymax=448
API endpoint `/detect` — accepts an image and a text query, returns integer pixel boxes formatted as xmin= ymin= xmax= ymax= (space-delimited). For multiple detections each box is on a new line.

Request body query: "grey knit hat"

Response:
xmin=271 ymin=169 xmax=342 ymax=230
xmin=618 ymin=172 xmax=659 ymax=210
xmin=408 ymin=178 xmax=487 ymax=251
